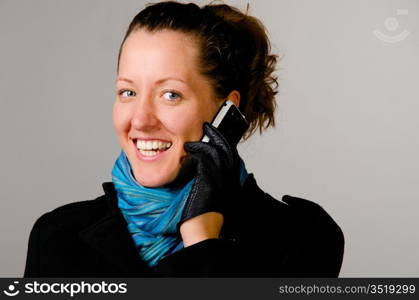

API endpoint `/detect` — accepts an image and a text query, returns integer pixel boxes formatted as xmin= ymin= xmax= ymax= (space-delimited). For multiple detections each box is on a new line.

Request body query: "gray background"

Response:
xmin=1 ymin=0 xmax=418 ymax=277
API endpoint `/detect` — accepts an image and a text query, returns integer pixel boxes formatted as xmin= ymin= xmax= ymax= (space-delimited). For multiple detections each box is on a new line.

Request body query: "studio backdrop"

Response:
xmin=0 ymin=0 xmax=418 ymax=277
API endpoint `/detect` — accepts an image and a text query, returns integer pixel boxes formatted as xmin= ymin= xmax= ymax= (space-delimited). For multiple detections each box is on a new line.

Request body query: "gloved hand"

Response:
xmin=176 ymin=122 xmax=242 ymax=232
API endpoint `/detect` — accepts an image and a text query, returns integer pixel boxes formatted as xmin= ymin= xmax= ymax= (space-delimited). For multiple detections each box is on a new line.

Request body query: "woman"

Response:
xmin=24 ymin=1 xmax=344 ymax=277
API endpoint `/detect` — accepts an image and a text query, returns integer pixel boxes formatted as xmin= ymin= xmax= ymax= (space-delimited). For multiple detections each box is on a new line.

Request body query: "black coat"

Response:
xmin=24 ymin=173 xmax=344 ymax=277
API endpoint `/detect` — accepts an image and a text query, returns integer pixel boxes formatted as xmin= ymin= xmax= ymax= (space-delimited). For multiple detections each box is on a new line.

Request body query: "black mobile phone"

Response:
xmin=201 ymin=100 xmax=249 ymax=148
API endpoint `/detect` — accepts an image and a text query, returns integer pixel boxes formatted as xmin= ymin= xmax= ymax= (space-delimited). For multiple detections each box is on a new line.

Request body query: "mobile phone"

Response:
xmin=201 ymin=100 xmax=249 ymax=147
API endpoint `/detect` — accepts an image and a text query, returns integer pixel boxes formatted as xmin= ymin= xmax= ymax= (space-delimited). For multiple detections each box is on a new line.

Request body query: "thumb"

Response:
xmin=184 ymin=141 xmax=203 ymax=153
xmin=178 ymin=153 xmax=198 ymax=178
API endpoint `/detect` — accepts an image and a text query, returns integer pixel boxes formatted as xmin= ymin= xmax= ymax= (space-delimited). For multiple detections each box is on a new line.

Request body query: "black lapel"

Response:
xmin=78 ymin=182 xmax=152 ymax=275
xmin=220 ymin=173 xmax=259 ymax=240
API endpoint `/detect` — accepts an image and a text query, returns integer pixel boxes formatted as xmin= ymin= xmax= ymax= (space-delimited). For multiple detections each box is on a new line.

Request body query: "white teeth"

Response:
xmin=139 ymin=149 xmax=158 ymax=156
xmin=135 ymin=139 xmax=172 ymax=151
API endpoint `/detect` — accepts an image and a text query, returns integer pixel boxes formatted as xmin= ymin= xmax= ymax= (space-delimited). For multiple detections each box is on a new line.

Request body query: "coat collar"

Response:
xmin=78 ymin=173 xmax=261 ymax=274
xmin=78 ymin=182 xmax=152 ymax=275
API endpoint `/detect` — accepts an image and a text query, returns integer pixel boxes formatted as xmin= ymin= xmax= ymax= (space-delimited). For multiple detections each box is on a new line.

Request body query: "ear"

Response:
xmin=226 ymin=90 xmax=240 ymax=107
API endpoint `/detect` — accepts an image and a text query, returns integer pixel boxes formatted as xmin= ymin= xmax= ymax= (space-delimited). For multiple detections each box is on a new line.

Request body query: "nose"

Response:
xmin=130 ymin=97 xmax=160 ymax=131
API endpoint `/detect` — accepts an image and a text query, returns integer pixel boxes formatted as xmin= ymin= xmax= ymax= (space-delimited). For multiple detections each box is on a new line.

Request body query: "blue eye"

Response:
xmin=163 ymin=90 xmax=181 ymax=101
xmin=118 ymin=90 xmax=136 ymax=97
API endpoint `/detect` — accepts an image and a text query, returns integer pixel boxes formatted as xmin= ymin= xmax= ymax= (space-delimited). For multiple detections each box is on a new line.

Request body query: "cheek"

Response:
xmin=161 ymin=108 xmax=207 ymax=142
xmin=112 ymin=102 xmax=130 ymax=134
xmin=177 ymin=101 xmax=220 ymax=140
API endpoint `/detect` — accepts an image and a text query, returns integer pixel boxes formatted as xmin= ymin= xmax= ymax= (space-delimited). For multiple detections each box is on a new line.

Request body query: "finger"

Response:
xmin=184 ymin=141 xmax=223 ymax=168
xmin=203 ymin=122 xmax=234 ymax=166
xmin=203 ymin=122 xmax=232 ymax=154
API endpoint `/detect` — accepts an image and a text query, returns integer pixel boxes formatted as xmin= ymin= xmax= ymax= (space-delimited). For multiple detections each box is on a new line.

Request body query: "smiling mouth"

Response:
xmin=133 ymin=138 xmax=173 ymax=157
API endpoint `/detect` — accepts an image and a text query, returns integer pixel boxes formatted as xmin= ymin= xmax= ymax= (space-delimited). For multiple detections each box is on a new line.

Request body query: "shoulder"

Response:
xmin=30 ymin=195 xmax=109 ymax=235
xmin=242 ymin=173 xmax=345 ymax=252
xmin=261 ymin=189 xmax=344 ymax=245
xmin=24 ymin=193 xmax=111 ymax=277
xmin=242 ymin=175 xmax=345 ymax=276
xmin=281 ymin=194 xmax=342 ymax=229
xmin=280 ymin=194 xmax=344 ymax=242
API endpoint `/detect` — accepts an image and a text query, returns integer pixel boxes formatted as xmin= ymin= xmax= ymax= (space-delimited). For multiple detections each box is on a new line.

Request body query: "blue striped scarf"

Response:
xmin=111 ymin=150 xmax=248 ymax=268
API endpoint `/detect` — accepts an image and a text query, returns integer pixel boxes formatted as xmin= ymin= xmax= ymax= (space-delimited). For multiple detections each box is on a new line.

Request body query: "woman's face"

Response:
xmin=113 ymin=29 xmax=222 ymax=187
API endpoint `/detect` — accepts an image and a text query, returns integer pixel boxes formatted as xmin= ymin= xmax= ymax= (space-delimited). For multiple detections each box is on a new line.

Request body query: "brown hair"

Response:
xmin=117 ymin=1 xmax=279 ymax=140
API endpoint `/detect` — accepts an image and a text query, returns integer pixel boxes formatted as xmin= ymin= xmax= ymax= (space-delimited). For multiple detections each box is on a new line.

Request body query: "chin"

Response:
xmin=133 ymin=169 xmax=178 ymax=188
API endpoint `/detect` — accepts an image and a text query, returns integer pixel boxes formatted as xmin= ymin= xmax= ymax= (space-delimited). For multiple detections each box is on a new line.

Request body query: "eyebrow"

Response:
xmin=115 ymin=77 xmax=187 ymax=85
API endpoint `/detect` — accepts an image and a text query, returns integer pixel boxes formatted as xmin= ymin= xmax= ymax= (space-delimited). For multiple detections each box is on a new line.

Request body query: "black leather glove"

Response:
xmin=176 ymin=122 xmax=242 ymax=231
